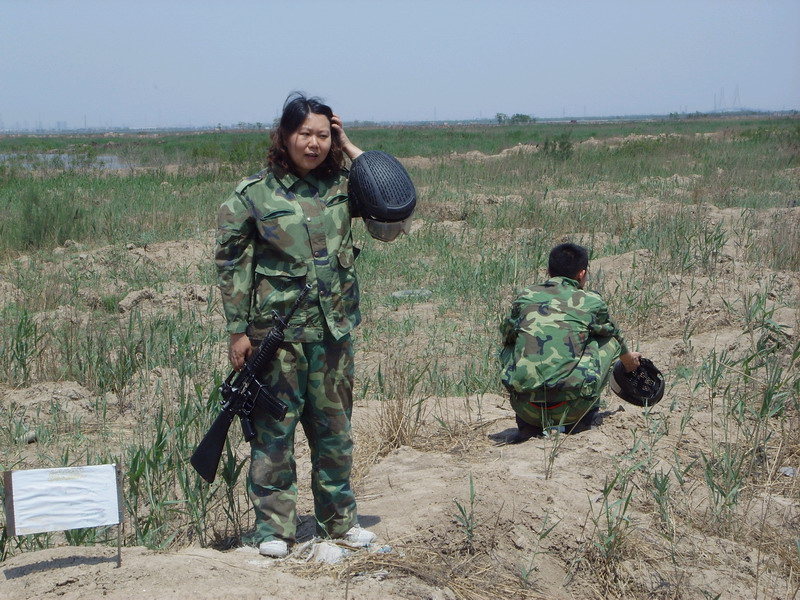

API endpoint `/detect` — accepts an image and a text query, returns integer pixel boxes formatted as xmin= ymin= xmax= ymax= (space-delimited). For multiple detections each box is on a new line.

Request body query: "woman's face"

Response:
xmin=286 ymin=112 xmax=332 ymax=176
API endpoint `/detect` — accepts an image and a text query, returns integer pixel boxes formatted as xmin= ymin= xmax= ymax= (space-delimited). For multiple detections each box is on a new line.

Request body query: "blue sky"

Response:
xmin=1 ymin=0 xmax=798 ymax=130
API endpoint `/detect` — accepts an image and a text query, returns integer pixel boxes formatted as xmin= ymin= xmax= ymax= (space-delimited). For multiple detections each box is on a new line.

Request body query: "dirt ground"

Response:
xmin=5 ymin=385 xmax=797 ymax=600
xmin=2 ymin=138 xmax=799 ymax=600
xmin=0 ymin=392 xmax=704 ymax=600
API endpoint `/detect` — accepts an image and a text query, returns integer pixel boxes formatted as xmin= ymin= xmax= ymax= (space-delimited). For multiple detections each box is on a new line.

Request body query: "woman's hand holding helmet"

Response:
xmin=331 ymin=114 xmax=363 ymax=161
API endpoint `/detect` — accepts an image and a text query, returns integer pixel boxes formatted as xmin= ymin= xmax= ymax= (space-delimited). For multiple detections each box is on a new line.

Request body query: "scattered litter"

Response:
xmin=18 ymin=430 xmax=37 ymax=444
xmin=305 ymin=541 xmax=352 ymax=564
xmin=779 ymin=466 xmax=797 ymax=477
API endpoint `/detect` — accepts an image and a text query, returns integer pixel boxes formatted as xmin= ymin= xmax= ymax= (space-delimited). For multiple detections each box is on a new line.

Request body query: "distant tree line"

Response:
xmin=218 ymin=121 xmax=267 ymax=131
xmin=495 ymin=113 xmax=536 ymax=125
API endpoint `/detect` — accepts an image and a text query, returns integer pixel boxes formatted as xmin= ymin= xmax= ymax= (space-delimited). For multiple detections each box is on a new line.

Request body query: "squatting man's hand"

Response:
xmin=619 ymin=351 xmax=642 ymax=372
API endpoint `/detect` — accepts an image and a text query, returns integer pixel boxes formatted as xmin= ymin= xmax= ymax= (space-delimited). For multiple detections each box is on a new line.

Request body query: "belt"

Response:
xmin=511 ymin=390 xmax=569 ymax=410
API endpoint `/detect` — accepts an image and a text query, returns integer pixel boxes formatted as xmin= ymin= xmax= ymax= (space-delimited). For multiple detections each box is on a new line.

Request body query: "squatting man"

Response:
xmin=500 ymin=242 xmax=642 ymax=442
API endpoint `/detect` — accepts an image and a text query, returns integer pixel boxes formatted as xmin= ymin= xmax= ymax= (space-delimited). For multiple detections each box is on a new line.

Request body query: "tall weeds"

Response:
xmin=0 ymin=117 xmax=798 ymax=599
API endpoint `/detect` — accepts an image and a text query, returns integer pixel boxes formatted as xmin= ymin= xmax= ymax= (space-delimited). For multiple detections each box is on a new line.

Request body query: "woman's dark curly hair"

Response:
xmin=267 ymin=92 xmax=344 ymax=179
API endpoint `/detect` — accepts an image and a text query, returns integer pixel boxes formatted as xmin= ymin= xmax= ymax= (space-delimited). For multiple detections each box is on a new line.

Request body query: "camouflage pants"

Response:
xmin=511 ymin=336 xmax=622 ymax=429
xmin=247 ymin=334 xmax=357 ymax=544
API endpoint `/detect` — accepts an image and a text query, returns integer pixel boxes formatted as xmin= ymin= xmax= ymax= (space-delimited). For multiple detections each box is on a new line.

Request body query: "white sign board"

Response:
xmin=4 ymin=464 xmax=122 ymax=536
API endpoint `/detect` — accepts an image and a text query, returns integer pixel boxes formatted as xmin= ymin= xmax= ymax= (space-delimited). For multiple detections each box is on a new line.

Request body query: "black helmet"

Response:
xmin=609 ymin=357 xmax=665 ymax=406
xmin=349 ymin=150 xmax=416 ymax=225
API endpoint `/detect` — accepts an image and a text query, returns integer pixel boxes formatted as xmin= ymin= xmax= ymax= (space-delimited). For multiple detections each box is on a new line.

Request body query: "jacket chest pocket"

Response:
xmin=256 ymin=205 xmax=305 ymax=243
xmin=326 ymin=193 xmax=349 ymax=207
xmin=261 ymin=208 xmax=296 ymax=220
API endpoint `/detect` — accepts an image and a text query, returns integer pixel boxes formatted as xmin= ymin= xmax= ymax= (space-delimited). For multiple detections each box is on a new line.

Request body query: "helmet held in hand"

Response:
xmin=349 ymin=150 xmax=416 ymax=242
xmin=610 ymin=357 xmax=665 ymax=407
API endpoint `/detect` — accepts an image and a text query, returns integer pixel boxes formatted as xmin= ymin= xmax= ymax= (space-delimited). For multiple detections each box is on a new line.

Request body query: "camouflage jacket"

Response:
xmin=500 ymin=276 xmax=629 ymax=394
xmin=215 ymin=166 xmax=360 ymax=343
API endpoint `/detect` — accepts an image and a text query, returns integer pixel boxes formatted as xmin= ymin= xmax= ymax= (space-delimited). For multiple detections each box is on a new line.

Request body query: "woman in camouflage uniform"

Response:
xmin=215 ymin=92 xmax=375 ymax=557
xmin=500 ymin=243 xmax=642 ymax=443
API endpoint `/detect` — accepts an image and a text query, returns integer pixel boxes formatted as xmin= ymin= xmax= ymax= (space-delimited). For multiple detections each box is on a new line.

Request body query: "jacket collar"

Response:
xmin=274 ymin=165 xmax=320 ymax=190
xmin=544 ymin=275 xmax=580 ymax=288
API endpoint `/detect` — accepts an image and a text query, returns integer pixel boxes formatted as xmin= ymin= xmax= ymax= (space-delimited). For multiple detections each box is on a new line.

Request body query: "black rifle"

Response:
xmin=190 ymin=283 xmax=312 ymax=483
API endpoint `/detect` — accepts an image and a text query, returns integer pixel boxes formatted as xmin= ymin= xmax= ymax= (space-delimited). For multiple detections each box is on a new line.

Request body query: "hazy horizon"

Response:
xmin=1 ymin=1 xmax=798 ymax=132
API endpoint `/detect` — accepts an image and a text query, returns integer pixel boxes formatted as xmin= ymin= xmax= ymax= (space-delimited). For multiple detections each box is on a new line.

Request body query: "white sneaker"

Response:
xmin=341 ymin=526 xmax=377 ymax=548
xmin=259 ymin=539 xmax=289 ymax=558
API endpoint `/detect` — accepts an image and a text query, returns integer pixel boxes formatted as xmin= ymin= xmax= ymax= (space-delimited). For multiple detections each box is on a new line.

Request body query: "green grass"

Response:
xmin=0 ymin=115 xmax=799 ymax=597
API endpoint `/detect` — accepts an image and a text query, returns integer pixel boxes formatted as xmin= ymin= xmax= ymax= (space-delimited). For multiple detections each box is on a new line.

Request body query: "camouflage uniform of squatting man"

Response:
xmin=500 ymin=276 xmax=630 ymax=430
xmin=215 ymin=164 xmax=361 ymax=545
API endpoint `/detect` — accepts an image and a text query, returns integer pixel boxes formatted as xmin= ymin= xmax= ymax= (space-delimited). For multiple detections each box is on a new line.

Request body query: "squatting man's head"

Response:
xmin=547 ymin=242 xmax=590 ymax=288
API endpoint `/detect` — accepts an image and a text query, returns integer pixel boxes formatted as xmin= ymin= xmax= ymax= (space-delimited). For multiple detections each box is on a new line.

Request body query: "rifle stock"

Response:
xmin=190 ymin=283 xmax=312 ymax=484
